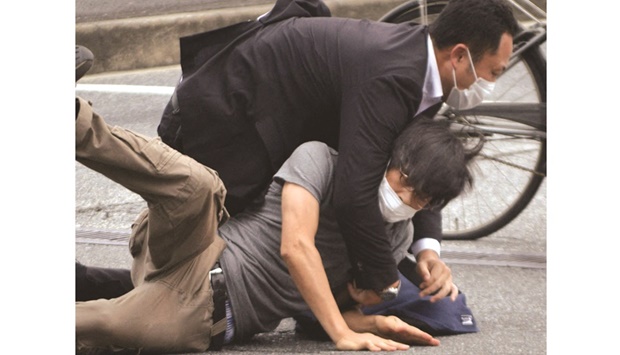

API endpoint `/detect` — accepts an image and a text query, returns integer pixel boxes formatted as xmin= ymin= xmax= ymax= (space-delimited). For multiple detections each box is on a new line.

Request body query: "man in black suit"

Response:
xmin=157 ymin=0 xmax=519 ymax=303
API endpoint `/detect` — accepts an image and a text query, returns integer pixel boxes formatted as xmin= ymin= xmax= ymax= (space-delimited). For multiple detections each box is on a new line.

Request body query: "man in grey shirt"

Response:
xmin=219 ymin=141 xmax=415 ymax=340
xmin=75 ymin=96 xmax=479 ymax=353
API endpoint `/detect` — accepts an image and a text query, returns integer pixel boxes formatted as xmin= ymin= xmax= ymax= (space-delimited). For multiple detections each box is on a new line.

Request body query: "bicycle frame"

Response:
xmin=448 ymin=103 xmax=546 ymax=134
xmin=508 ymin=0 xmax=546 ymax=70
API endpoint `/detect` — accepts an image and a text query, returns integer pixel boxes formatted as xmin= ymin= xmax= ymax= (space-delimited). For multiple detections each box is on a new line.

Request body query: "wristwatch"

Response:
xmin=377 ymin=281 xmax=401 ymax=302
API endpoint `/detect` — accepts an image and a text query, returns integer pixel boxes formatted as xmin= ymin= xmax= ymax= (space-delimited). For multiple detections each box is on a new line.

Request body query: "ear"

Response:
xmin=449 ymin=44 xmax=469 ymax=67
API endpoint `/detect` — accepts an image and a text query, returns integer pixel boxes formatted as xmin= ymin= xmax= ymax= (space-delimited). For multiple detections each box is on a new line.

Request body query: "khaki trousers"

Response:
xmin=75 ymin=97 xmax=229 ymax=353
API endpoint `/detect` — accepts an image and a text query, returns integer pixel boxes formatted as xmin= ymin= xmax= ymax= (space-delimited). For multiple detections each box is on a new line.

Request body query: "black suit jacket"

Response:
xmin=158 ymin=0 xmax=442 ymax=290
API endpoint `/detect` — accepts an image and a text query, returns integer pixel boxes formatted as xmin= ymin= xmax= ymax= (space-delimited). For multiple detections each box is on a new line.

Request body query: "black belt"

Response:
xmin=209 ymin=264 xmax=228 ymax=351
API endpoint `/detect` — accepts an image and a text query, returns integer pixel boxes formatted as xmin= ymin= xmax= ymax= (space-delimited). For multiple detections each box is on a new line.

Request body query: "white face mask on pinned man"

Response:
xmin=377 ymin=176 xmax=419 ymax=223
xmin=445 ymin=48 xmax=495 ymax=110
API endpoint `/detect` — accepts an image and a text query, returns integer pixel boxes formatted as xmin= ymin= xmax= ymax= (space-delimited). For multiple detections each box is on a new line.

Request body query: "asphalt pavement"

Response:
xmin=74 ymin=1 xmax=549 ymax=354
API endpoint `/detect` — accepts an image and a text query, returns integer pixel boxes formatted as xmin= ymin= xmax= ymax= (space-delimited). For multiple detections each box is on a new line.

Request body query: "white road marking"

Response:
xmin=76 ymin=84 xmax=175 ymax=95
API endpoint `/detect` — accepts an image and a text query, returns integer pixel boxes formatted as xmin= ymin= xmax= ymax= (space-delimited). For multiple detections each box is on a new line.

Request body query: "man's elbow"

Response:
xmin=280 ymin=237 xmax=312 ymax=265
xmin=280 ymin=239 xmax=302 ymax=264
xmin=280 ymin=244 xmax=294 ymax=263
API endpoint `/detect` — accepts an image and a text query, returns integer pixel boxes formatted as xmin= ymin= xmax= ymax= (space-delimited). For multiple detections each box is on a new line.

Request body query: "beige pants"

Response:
xmin=75 ymin=97 xmax=229 ymax=353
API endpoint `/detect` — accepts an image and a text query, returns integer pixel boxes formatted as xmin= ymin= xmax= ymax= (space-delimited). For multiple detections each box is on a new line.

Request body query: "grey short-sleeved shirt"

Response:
xmin=218 ymin=141 xmax=413 ymax=340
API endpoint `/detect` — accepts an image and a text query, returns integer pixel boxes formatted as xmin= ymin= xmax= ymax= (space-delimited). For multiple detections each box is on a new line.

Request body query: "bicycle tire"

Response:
xmin=379 ymin=0 xmax=547 ymax=240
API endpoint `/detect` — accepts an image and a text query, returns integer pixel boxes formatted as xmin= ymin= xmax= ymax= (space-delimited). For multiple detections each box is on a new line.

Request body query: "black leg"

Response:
xmin=76 ymin=262 xmax=134 ymax=301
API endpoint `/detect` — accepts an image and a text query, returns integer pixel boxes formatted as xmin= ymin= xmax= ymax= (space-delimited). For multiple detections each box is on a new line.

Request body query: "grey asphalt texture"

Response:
xmin=72 ymin=1 xmax=553 ymax=354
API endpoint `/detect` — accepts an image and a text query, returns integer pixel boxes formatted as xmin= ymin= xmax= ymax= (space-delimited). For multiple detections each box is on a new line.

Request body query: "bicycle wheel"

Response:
xmin=380 ymin=0 xmax=547 ymax=240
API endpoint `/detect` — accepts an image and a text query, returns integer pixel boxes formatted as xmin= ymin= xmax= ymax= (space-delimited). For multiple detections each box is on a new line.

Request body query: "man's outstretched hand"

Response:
xmin=334 ymin=330 xmax=411 ymax=352
xmin=341 ymin=309 xmax=440 ymax=350
xmin=374 ymin=314 xmax=440 ymax=346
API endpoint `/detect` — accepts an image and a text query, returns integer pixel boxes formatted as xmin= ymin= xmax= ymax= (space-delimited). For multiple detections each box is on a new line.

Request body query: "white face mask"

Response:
xmin=378 ymin=176 xmax=419 ymax=223
xmin=445 ymin=48 xmax=495 ymax=110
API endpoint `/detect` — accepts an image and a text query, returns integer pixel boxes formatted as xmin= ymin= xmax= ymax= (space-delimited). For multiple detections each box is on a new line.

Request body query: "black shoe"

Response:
xmin=76 ymin=45 xmax=94 ymax=82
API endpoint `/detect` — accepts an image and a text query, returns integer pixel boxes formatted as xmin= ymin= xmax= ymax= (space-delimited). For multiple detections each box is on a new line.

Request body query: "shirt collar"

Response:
xmin=415 ymin=34 xmax=443 ymax=117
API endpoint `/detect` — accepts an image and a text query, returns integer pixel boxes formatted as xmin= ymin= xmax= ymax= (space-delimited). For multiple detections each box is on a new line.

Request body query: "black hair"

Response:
xmin=388 ymin=117 xmax=483 ymax=210
xmin=429 ymin=0 xmax=520 ymax=62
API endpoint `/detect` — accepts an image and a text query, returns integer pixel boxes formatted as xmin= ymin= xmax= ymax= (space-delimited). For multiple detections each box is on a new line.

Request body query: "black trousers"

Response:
xmin=76 ymin=262 xmax=134 ymax=301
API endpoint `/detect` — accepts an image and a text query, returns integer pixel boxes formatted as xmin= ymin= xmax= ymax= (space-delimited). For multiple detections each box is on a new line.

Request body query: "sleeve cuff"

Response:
xmin=410 ymin=238 xmax=441 ymax=258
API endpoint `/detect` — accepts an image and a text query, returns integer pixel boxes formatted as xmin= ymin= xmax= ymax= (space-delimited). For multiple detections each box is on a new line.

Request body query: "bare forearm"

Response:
xmin=281 ymin=182 xmax=351 ymax=343
xmin=283 ymin=240 xmax=350 ymax=342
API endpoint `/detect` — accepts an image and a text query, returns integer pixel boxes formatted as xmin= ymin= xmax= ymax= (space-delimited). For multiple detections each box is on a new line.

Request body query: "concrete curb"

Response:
xmin=76 ymin=0 xmax=406 ymax=74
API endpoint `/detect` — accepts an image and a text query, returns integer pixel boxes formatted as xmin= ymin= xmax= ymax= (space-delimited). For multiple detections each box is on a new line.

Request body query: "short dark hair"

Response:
xmin=388 ymin=117 xmax=483 ymax=210
xmin=429 ymin=0 xmax=520 ymax=62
